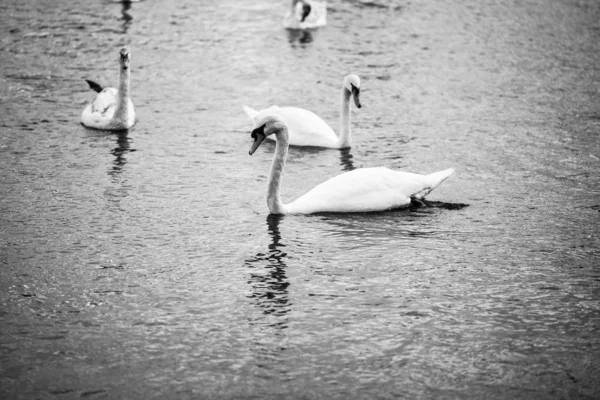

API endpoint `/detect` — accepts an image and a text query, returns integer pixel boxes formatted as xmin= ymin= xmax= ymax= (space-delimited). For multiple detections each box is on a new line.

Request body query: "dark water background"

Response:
xmin=1 ymin=0 xmax=599 ymax=398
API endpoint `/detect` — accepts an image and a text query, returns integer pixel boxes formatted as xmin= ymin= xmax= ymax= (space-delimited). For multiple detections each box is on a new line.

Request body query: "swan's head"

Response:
xmin=294 ymin=0 xmax=312 ymax=22
xmin=343 ymin=74 xmax=361 ymax=109
xmin=119 ymin=47 xmax=131 ymax=70
xmin=249 ymin=115 xmax=287 ymax=155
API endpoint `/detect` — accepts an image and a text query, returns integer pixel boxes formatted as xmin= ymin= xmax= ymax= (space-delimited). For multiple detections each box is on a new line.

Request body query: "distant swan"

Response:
xmin=243 ymin=74 xmax=361 ymax=149
xmin=283 ymin=0 xmax=327 ymax=29
xmin=81 ymin=47 xmax=135 ymax=130
xmin=249 ymin=115 xmax=455 ymax=215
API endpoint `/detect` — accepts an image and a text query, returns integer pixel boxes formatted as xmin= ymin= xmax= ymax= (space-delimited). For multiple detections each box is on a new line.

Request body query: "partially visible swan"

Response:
xmin=248 ymin=115 xmax=455 ymax=215
xmin=283 ymin=0 xmax=327 ymax=29
xmin=81 ymin=47 xmax=135 ymax=130
xmin=243 ymin=74 xmax=361 ymax=149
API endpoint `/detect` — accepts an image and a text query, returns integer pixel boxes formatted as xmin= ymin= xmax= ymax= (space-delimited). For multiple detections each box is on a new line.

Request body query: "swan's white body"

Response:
xmin=244 ymin=105 xmax=339 ymax=147
xmin=81 ymin=89 xmax=135 ymax=130
xmin=81 ymin=47 xmax=135 ymax=130
xmin=243 ymin=74 xmax=361 ymax=149
xmin=283 ymin=0 xmax=327 ymax=29
xmin=249 ymin=115 xmax=455 ymax=215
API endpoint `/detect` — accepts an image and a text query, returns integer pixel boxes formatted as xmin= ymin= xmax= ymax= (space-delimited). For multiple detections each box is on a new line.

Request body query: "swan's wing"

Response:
xmin=243 ymin=105 xmax=259 ymax=121
xmin=81 ymin=88 xmax=118 ymax=127
xmin=265 ymin=106 xmax=338 ymax=147
xmin=288 ymin=167 xmax=444 ymax=214
xmin=85 ymin=79 xmax=104 ymax=93
xmin=283 ymin=1 xmax=327 ymax=29
xmin=243 ymin=105 xmax=281 ymax=125
xmin=304 ymin=0 xmax=327 ymax=27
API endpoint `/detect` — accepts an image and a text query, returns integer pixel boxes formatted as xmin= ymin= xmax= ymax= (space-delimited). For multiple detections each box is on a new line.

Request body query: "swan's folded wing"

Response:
xmin=89 ymin=88 xmax=118 ymax=116
xmin=81 ymin=88 xmax=118 ymax=127
xmin=269 ymin=106 xmax=338 ymax=147
xmin=288 ymin=167 xmax=427 ymax=213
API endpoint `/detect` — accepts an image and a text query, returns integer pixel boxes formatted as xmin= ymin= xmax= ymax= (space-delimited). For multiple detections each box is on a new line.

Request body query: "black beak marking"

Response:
xmin=351 ymin=84 xmax=361 ymax=108
xmin=249 ymin=124 xmax=267 ymax=155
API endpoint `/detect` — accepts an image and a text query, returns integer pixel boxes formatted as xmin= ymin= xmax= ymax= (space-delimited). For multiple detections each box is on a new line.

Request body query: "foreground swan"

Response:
xmin=81 ymin=47 xmax=135 ymax=130
xmin=249 ymin=115 xmax=455 ymax=215
xmin=243 ymin=74 xmax=361 ymax=149
xmin=283 ymin=0 xmax=327 ymax=29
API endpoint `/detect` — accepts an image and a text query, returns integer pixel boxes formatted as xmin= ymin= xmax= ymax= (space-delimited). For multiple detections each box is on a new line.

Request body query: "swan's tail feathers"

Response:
xmin=85 ymin=79 xmax=104 ymax=93
xmin=416 ymin=168 xmax=455 ymax=199
xmin=243 ymin=105 xmax=258 ymax=121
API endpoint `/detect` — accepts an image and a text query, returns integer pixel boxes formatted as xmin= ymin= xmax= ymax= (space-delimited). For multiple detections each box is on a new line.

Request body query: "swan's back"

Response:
xmin=287 ymin=167 xmax=454 ymax=214
xmin=81 ymin=88 xmax=118 ymax=128
xmin=81 ymin=88 xmax=134 ymax=130
xmin=283 ymin=0 xmax=327 ymax=29
xmin=249 ymin=106 xmax=337 ymax=147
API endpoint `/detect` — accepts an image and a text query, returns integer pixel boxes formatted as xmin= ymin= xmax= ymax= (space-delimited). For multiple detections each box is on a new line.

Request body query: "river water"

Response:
xmin=1 ymin=0 xmax=599 ymax=399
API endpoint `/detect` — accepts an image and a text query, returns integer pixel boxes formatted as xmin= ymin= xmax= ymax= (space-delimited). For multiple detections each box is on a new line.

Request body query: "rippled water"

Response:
xmin=1 ymin=0 xmax=599 ymax=398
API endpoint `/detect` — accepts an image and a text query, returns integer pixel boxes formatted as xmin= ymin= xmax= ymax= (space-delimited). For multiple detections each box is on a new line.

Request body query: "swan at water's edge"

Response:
xmin=243 ymin=74 xmax=361 ymax=149
xmin=283 ymin=0 xmax=327 ymax=29
xmin=81 ymin=47 xmax=136 ymax=130
xmin=248 ymin=114 xmax=455 ymax=215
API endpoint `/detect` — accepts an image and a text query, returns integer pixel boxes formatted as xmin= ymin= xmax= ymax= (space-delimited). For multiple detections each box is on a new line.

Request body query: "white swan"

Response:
xmin=243 ymin=74 xmax=361 ymax=149
xmin=283 ymin=0 xmax=327 ymax=29
xmin=249 ymin=115 xmax=455 ymax=215
xmin=81 ymin=47 xmax=135 ymax=130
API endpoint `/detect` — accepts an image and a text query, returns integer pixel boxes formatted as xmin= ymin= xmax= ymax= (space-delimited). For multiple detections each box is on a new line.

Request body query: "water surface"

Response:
xmin=1 ymin=0 xmax=599 ymax=399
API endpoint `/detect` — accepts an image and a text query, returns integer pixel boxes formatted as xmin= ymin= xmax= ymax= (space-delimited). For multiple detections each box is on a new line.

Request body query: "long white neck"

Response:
xmin=337 ymin=86 xmax=352 ymax=148
xmin=114 ymin=66 xmax=130 ymax=122
xmin=267 ymin=128 xmax=290 ymax=215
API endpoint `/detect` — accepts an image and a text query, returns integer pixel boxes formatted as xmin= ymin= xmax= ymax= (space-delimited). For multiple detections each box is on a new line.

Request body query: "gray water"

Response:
xmin=1 ymin=0 xmax=599 ymax=399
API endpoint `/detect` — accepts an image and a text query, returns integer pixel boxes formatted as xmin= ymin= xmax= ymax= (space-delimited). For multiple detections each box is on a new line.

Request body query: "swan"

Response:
xmin=282 ymin=0 xmax=327 ymax=29
xmin=243 ymin=74 xmax=361 ymax=149
xmin=248 ymin=115 xmax=455 ymax=215
xmin=81 ymin=47 xmax=135 ymax=130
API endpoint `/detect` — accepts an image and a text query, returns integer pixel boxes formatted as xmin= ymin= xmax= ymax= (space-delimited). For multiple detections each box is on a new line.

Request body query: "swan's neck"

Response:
xmin=267 ymin=129 xmax=289 ymax=215
xmin=114 ymin=66 xmax=131 ymax=122
xmin=337 ymin=87 xmax=352 ymax=148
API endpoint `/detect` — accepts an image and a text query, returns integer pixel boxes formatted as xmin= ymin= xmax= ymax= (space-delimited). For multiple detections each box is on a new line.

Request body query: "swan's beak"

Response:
xmin=120 ymin=48 xmax=130 ymax=70
xmin=351 ymin=84 xmax=361 ymax=108
xmin=301 ymin=3 xmax=312 ymax=22
xmin=249 ymin=125 xmax=266 ymax=155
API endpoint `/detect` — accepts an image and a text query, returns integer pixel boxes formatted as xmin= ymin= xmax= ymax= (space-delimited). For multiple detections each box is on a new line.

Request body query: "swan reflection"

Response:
xmin=245 ymin=214 xmax=291 ymax=320
xmin=120 ymin=1 xmax=134 ymax=34
xmin=316 ymin=201 xmax=469 ymax=248
xmin=109 ymin=130 xmax=135 ymax=177
xmin=286 ymin=28 xmax=314 ymax=45
xmin=339 ymin=147 xmax=355 ymax=171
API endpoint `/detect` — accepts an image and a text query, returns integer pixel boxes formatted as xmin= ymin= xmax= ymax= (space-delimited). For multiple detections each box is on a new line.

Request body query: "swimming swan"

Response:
xmin=283 ymin=0 xmax=327 ymax=29
xmin=81 ymin=47 xmax=135 ymax=130
xmin=243 ymin=74 xmax=361 ymax=149
xmin=249 ymin=115 xmax=455 ymax=215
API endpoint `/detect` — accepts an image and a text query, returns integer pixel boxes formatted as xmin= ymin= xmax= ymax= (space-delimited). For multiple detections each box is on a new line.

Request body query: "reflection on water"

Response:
xmin=286 ymin=28 xmax=314 ymax=46
xmin=246 ymin=214 xmax=291 ymax=321
xmin=109 ymin=130 xmax=135 ymax=177
xmin=316 ymin=201 xmax=469 ymax=248
xmin=1 ymin=0 xmax=599 ymax=398
xmin=339 ymin=147 xmax=355 ymax=171
xmin=244 ymin=215 xmax=291 ymax=374
xmin=120 ymin=1 xmax=133 ymax=34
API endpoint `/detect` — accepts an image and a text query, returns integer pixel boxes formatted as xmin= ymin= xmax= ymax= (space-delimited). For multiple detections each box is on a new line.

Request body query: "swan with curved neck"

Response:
xmin=283 ymin=0 xmax=327 ymax=29
xmin=243 ymin=74 xmax=361 ymax=149
xmin=249 ymin=115 xmax=455 ymax=215
xmin=81 ymin=47 xmax=135 ymax=130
